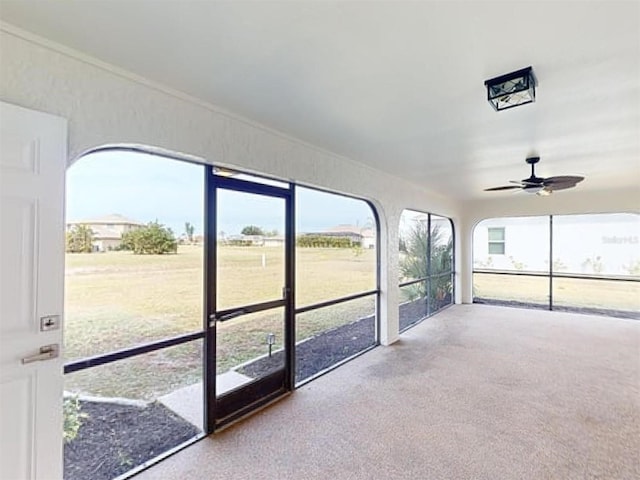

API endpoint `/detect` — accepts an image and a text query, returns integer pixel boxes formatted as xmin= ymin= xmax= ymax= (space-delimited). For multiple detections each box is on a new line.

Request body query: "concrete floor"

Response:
xmin=138 ymin=305 xmax=639 ymax=480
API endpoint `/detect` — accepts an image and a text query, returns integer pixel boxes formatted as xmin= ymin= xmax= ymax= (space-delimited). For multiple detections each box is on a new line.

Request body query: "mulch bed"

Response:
xmin=239 ymin=313 xmax=377 ymax=381
xmin=64 ymin=300 xmax=433 ymax=480
xmin=64 ymin=401 xmax=199 ymax=480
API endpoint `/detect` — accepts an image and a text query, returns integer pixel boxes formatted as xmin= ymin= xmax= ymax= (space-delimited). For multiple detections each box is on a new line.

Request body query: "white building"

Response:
xmin=66 ymin=214 xmax=143 ymax=252
xmin=473 ymin=214 xmax=639 ymax=275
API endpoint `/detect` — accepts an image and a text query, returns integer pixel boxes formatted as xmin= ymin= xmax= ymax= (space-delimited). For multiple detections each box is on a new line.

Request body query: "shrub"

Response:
xmin=63 ymin=395 xmax=87 ymax=443
xmin=226 ymin=239 xmax=253 ymax=246
xmin=623 ymin=259 xmax=640 ymax=276
xmin=66 ymin=224 xmax=94 ymax=253
xmin=552 ymin=258 xmax=568 ymax=272
xmin=297 ymin=235 xmax=354 ymax=248
xmin=582 ymin=255 xmax=604 ymax=274
xmin=121 ymin=221 xmax=178 ymax=254
xmin=508 ymin=256 xmax=527 ymax=271
xmin=241 ymin=225 xmax=264 ymax=236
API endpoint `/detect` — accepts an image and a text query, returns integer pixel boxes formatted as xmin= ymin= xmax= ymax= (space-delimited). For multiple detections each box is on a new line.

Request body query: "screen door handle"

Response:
xmin=210 ymin=309 xmax=247 ymax=327
xmin=218 ymin=309 xmax=247 ymax=321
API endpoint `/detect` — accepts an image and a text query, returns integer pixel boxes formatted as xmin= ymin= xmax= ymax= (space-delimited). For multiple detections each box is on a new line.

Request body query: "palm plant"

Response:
xmin=400 ymin=220 xmax=453 ymax=311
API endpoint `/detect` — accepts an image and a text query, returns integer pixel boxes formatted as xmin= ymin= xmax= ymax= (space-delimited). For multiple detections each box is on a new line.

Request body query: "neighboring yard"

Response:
xmin=473 ymin=272 xmax=640 ymax=312
xmin=64 ymin=245 xmax=376 ymax=399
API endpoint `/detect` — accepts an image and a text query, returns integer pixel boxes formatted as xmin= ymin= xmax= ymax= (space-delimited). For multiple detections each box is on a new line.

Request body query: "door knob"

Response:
xmin=21 ymin=344 xmax=59 ymax=364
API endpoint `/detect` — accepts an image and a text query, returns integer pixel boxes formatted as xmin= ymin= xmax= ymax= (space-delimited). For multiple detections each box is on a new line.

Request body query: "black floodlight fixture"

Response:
xmin=484 ymin=66 xmax=536 ymax=111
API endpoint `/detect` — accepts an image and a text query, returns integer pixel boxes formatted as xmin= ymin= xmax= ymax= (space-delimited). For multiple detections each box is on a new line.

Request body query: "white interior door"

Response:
xmin=0 ymin=102 xmax=67 ymax=480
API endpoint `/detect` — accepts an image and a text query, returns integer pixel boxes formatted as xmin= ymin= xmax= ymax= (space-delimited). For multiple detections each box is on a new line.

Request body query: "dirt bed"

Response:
xmin=64 ymin=401 xmax=199 ymax=480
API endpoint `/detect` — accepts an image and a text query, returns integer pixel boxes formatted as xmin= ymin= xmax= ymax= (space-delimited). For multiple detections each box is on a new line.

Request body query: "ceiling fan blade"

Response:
xmin=544 ymin=175 xmax=584 ymax=185
xmin=484 ymin=185 xmax=523 ymax=191
xmin=543 ymin=175 xmax=585 ymax=191
xmin=545 ymin=183 xmax=577 ymax=192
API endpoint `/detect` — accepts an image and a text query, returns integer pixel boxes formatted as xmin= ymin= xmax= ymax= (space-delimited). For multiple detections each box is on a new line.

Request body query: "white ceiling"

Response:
xmin=1 ymin=1 xmax=638 ymax=200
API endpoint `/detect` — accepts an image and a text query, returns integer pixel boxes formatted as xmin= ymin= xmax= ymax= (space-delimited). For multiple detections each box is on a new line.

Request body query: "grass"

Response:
xmin=473 ymin=272 xmax=640 ymax=311
xmin=65 ymin=247 xmax=636 ymax=400
xmin=64 ymin=245 xmax=376 ymax=399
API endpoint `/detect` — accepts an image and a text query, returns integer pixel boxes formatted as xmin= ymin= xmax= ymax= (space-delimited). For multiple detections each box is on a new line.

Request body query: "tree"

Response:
xmin=400 ymin=220 xmax=430 ymax=282
xmin=66 ymin=224 xmax=94 ymax=253
xmin=122 ymin=221 xmax=177 ymax=254
xmin=399 ymin=237 xmax=408 ymax=254
xmin=241 ymin=225 xmax=264 ymax=236
xmin=400 ymin=221 xmax=453 ymax=308
xmin=184 ymin=222 xmax=195 ymax=243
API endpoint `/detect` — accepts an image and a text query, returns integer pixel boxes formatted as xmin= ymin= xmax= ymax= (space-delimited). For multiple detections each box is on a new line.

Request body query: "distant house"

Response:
xmin=305 ymin=224 xmax=376 ymax=249
xmin=222 ymin=234 xmax=285 ymax=247
xmin=263 ymin=236 xmax=285 ymax=247
xmin=66 ymin=214 xmax=144 ymax=252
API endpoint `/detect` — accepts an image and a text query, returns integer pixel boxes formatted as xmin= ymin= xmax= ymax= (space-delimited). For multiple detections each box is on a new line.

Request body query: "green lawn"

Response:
xmin=64 ymin=245 xmax=376 ymax=399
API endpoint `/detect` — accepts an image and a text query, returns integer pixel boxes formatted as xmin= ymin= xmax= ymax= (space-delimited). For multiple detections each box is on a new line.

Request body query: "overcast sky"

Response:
xmin=66 ymin=150 xmax=374 ymax=236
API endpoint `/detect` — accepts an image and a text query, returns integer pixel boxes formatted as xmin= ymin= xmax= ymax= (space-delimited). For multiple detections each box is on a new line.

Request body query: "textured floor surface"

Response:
xmin=137 ymin=305 xmax=640 ymax=480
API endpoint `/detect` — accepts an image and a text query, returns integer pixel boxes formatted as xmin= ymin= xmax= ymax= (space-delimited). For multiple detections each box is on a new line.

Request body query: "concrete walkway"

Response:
xmin=158 ymin=371 xmax=253 ymax=429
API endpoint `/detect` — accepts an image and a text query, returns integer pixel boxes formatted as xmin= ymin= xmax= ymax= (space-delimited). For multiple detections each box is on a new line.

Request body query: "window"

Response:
xmin=474 ymin=217 xmax=550 ymax=308
xmin=65 ymin=150 xmax=205 ymax=479
xmin=294 ymin=186 xmax=378 ymax=385
xmin=552 ymin=213 xmax=639 ymax=314
xmin=487 ymin=227 xmax=505 ymax=254
xmin=398 ymin=210 xmax=455 ymax=331
xmin=473 ymin=214 xmax=639 ymax=318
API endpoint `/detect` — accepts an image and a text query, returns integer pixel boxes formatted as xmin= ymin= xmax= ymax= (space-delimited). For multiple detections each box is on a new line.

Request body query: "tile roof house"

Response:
xmin=66 ymin=214 xmax=144 ymax=251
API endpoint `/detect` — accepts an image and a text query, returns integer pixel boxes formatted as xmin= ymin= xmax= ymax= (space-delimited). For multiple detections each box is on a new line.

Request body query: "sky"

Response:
xmin=66 ymin=150 xmax=374 ymax=236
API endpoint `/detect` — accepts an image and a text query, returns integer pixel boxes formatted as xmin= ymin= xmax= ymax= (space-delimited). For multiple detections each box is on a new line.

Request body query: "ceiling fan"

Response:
xmin=484 ymin=156 xmax=584 ymax=196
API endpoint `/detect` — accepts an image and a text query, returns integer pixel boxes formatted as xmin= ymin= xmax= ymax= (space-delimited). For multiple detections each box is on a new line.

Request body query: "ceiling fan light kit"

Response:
xmin=484 ymin=66 xmax=536 ymax=111
xmin=523 ymin=184 xmax=545 ymax=195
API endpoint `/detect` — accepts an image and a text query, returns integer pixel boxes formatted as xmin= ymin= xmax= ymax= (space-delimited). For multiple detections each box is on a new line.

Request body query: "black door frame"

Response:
xmin=204 ymin=168 xmax=295 ymax=432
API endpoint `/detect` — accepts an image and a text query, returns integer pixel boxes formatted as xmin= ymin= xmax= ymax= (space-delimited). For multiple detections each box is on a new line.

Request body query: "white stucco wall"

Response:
xmin=0 ymin=26 xmax=464 ymax=345
xmin=473 ymin=214 xmax=640 ymax=275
